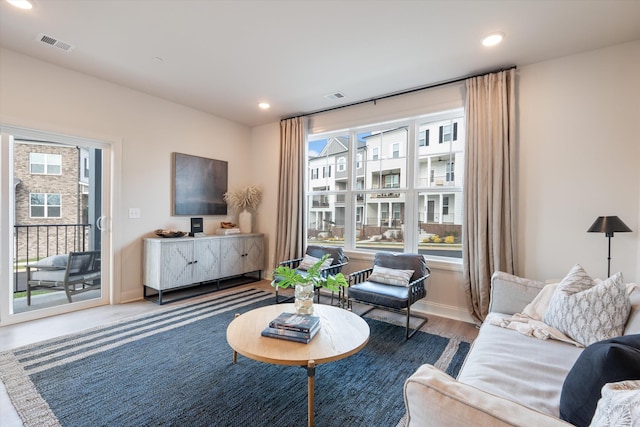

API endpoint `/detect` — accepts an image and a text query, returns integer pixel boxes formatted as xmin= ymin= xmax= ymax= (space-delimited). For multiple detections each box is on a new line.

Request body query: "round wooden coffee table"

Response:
xmin=226 ymin=303 xmax=370 ymax=427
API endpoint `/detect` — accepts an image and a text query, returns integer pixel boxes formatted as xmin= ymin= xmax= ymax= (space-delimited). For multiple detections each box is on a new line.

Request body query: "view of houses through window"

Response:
xmin=306 ymin=108 xmax=464 ymax=259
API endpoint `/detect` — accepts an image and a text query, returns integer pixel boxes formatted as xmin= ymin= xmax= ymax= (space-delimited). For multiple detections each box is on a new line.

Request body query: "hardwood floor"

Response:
xmin=0 ymin=280 xmax=478 ymax=426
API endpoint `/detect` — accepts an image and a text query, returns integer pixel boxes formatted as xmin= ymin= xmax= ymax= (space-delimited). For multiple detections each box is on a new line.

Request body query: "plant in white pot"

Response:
xmin=271 ymin=254 xmax=348 ymax=315
xmin=223 ymin=185 xmax=262 ymax=233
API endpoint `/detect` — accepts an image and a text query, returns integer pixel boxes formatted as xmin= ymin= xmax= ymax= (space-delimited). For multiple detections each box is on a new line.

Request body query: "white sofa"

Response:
xmin=403 ymin=271 xmax=640 ymax=427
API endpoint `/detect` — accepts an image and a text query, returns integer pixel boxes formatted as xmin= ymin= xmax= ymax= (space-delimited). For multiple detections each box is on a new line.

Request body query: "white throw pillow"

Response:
xmin=297 ymin=254 xmax=333 ymax=271
xmin=589 ymin=380 xmax=640 ymax=427
xmin=32 ymin=254 xmax=68 ymax=268
xmin=543 ymin=265 xmax=631 ymax=347
xmin=368 ymin=265 xmax=414 ymax=287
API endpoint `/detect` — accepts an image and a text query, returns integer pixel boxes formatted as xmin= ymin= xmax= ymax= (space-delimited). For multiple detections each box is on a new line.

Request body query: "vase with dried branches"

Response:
xmin=223 ymin=186 xmax=262 ymax=233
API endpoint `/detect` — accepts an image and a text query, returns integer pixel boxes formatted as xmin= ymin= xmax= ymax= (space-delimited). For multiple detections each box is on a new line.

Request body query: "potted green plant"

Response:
xmin=271 ymin=254 xmax=348 ymax=315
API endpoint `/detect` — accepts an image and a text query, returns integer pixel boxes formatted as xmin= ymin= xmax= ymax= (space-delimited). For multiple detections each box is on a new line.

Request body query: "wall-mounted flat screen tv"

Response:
xmin=173 ymin=152 xmax=228 ymax=216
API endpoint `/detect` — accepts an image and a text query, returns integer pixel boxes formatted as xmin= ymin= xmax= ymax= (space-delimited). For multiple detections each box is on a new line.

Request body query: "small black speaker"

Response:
xmin=190 ymin=217 xmax=203 ymax=236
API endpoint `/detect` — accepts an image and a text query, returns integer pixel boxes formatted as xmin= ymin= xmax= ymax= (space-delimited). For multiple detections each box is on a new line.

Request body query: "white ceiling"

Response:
xmin=1 ymin=0 xmax=640 ymax=127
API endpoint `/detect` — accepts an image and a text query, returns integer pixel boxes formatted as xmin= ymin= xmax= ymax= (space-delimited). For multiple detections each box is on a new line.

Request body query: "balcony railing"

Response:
xmin=13 ymin=223 xmax=92 ymax=292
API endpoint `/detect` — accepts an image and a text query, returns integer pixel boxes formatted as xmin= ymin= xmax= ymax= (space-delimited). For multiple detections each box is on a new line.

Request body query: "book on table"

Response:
xmin=261 ymin=321 xmax=320 ymax=343
xmin=268 ymin=312 xmax=320 ymax=333
xmin=261 ymin=312 xmax=321 ymax=343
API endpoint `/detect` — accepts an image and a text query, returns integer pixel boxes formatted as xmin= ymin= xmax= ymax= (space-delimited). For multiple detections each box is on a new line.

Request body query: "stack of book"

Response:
xmin=261 ymin=312 xmax=321 ymax=344
xmin=215 ymin=228 xmax=240 ymax=235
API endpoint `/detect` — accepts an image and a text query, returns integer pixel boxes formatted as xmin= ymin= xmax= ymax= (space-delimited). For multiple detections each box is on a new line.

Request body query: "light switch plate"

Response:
xmin=128 ymin=208 xmax=141 ymax=219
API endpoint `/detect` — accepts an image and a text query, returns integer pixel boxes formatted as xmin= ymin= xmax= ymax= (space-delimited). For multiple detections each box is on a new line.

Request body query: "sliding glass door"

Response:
xmin=0 ymin=126 xmax=111 ymax=324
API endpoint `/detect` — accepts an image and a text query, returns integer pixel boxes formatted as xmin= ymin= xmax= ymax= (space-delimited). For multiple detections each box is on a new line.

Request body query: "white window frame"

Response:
xmin=30 ymin=192 xmax=62 ymax=218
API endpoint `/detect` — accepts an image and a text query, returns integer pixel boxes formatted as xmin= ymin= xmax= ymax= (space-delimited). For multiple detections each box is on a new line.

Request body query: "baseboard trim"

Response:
xmin=412 ymin=300 xmax=474 ymax=324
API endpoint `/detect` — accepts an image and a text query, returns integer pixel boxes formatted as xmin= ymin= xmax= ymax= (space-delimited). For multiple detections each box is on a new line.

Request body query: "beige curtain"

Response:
xmin=463 ymin=69 xmax=517 ymax=324
xmin=274 ymin=117 xmax=306 ymax=265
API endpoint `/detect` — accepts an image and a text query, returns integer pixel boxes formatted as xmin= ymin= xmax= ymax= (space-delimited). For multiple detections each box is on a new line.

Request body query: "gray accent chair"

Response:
xmin=26 ymin=251 xmax=101 ymax=305
xmin=348 ymin=252 xmax=430 ymax=339
xmin=273 ymin=245 xmax=349 ymax=304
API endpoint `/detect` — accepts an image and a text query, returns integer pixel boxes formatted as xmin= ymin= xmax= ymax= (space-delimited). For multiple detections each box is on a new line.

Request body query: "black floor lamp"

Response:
xmin=587 ymin=216 xmax=632 ymax=277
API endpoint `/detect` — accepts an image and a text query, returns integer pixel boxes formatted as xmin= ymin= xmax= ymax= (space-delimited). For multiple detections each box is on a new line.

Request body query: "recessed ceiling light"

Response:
xmin=7 ymin=0 xmax=33 ymax=9
xmin=482 ymin=32 xmax=504 ymax=47
xmin=258 ymin=102 xmax=270 ymax=110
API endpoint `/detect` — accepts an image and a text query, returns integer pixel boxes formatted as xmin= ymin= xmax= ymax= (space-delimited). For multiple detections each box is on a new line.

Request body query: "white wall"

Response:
xmin=1 ymin=48 xmax=252 ymax=306
xmin=518 ymin=40 xmax=640 ymax=282
xmin=252 ymin=40 xmax=640 ymax=323
xmin=2 ymin=39 xmax=638 ymax=324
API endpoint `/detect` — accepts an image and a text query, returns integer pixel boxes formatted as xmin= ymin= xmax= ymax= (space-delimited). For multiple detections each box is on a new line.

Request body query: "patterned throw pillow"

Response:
xmin=297 ymin=254 xmax=333 ymax=271
xmin=368 ymin=265 xmax=415 ymax=287
xmin=589 ymin=380 xmax=640 ymax=427
xmin=543 ymin=265 xmax=631 ymax=347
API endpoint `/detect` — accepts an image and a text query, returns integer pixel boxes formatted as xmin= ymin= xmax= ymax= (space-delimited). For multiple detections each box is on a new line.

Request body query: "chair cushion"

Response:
xmin=348 ymin=281 xmax=409 ymax=310
xmin=368 ymin=265 xmax=414 ymax=287
xmin=559 ymin=334 xmax=640 ymax=427
xmin=374 ymin=252 xmax=426 ymax=282
xmin=31 ymin=254 xmax=69 ymax=268
xmin=306 ymin=245 xmax=345 ymax=265
xmin=297 ymin=254 xmax=333 ymax=271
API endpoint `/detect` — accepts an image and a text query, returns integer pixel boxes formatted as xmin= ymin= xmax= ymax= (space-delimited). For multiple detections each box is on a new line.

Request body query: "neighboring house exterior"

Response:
xmin=307 ymin=115 xmax=464 ymax=243
xmin=13 ymin=141 xmax=89 ymax=261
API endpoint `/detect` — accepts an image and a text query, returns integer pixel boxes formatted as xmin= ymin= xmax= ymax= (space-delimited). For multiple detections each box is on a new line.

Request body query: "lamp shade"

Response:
xmin=587 ymin=216 xmax=632 ymax=236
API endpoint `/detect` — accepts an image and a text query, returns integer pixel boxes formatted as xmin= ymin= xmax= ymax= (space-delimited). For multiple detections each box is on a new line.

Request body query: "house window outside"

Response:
xmin=337 ymin=157 xmax=346 ymax=172
xmin=446 ymin=161 xmax=455 ymax=182
xmin=322 ymin=166 xmax=332 ymax=178
xmin=311 ymin=168 xmax=318 ymax=179
xmin=30 ymin=153 xmax=62 ymax=175
xmin=30 ymin=193 xmax=61 ymax=218
xmin=307 ymin=110 xmax=463 ymax=259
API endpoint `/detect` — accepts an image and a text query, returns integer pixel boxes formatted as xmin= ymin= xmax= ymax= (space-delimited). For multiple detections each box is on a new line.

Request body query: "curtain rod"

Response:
xmin=282 ymin=65 xmax=516 ymax=121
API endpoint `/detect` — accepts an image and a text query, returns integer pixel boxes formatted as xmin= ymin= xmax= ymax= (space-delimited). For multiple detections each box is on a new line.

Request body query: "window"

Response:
xmin=337 ymin=157 xmax=346 ymax=172
xmin=439 ymin=122 xmax=458 ymax=143
xmin=307 ymin=109 xmax=464 ymax=259
xmin=446 ymin=161 xmax=455 ymax=182
xmin=311 ymin=168 xmax=318 ymax=179
xmin=419 ymin=129 xmax=430 ymax=147
xmin=30 ymin=153 xmax=61 ymax=175
xmin=322 ymin=166 xmax=332 ymax=178
xmin=30 ymin=193 xmax=61 ymax=218
xmin=383 ymin=173 xmax=399 ymax=188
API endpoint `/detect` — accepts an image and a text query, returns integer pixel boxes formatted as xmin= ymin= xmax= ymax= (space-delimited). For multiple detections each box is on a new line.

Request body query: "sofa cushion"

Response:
xmin=458 ymin=316 xmax=583 ymax=418
xmin=31 ymin=254 xmax=69 ymax=268
xmin=489 ymin=271 xmax=546 ymax=315
xmin=589 ymin=380 xmax=640 ymax=427
xmin=348 ymin=281 xmax=410 ymax=310
xmin=559 ymin=334 xmax=640 ymax=427
xmin=543 ymin=265 xmax=630 ymax=346
xmin=368 ymin=265 xmax=414 ymax=287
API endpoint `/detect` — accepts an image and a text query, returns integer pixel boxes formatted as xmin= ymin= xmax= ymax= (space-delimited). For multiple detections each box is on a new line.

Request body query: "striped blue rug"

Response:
xmin=0 ymin=288 xmax=470 ymax=427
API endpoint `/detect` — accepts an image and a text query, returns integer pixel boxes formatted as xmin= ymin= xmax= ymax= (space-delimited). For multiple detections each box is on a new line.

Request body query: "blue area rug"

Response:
xmin=0 ymin=288 xmax=471 ymax=427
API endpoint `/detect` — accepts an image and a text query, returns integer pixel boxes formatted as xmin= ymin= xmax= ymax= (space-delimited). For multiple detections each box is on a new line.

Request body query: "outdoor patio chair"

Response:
xmin=26 ymin=250 xmax=101 ymax=305
xmin=273 ymin=245 xmax=349 ymax=305
xmin=348 ymin=252 xmax=430 ymax=339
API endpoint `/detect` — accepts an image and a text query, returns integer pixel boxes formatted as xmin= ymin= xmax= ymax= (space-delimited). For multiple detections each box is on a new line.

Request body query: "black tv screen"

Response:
xmin=173 ymin=153 xmax=228 ymax=216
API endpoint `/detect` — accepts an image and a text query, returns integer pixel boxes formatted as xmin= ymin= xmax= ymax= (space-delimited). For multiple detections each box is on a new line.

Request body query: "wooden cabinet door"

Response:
xmin=218 ymin=236 xmax=245 ymax=278
xmin=243 ymin=235 xmax=264 ymax=273
xmin=193 ymin=238 xmax=220 ymax=283
xmin=159 ymin=240 xmax=195 ymax=289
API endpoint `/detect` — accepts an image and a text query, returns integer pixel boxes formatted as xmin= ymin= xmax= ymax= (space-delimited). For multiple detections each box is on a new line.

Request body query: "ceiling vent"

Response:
xmin=36 ymin=33 xmax=75 ymax=52
xmin=324 ymin=92 xmax=346 ymax=100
